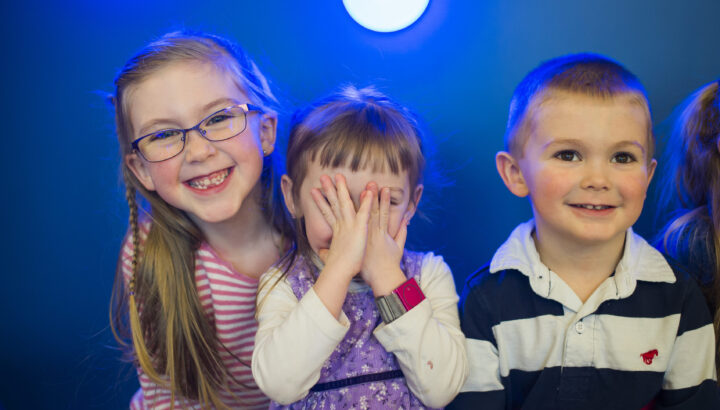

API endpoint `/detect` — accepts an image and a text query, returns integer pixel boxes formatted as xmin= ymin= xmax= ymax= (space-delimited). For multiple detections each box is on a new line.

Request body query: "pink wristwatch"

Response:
xmin=375 ymin=277 xmax=426 ymax=324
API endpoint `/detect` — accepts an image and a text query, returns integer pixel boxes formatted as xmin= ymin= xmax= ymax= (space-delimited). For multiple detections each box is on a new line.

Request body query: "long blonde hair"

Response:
xmin=109 ymin=31 xmax=292 ymax=407
xmin=661 ymin=80 xmax=720 ymax=381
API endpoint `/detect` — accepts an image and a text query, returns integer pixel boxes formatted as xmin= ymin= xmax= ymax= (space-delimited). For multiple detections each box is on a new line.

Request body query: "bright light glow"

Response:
xmin=343 ymin=0 xmax=429 ymax=33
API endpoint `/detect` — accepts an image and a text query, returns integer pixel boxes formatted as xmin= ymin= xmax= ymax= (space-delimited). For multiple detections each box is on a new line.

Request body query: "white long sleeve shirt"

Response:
xmin=252 ymin=252 xmax=468 ymax=408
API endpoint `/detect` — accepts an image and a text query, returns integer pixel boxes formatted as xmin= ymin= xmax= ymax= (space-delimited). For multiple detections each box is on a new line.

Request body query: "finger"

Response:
xmin=356 ymin=188 xmax=374 ymax=227
xmin=367 ymin=183 xmax=380 ymax=229
xmin=394 ymin=216 xmax=409 ymax=250
xmin=379 ymin=187 xmax=390 ymax=233
xmin=311 ymin=187 xmax=337 ymax=228
xmin=333 ymin=174 xmax=355 ymax=220
xmin=320 ymin=174 xmax=342 ymax=220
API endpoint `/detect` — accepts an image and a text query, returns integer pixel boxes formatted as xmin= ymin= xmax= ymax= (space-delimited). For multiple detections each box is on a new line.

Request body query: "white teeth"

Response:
xmin=577 ymin=204 xmax=609 ymax=210
xmin=188 ymin=169 xmax=230 ymax=190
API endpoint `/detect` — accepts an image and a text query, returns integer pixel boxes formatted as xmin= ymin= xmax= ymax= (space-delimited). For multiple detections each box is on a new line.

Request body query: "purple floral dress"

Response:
xmin=270 ymin=251 xmax=439 ymax=410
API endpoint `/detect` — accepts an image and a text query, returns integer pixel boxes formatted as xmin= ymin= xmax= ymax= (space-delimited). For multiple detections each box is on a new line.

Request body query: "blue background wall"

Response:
xmin=2 ymin=1 xmax=719 ymax=408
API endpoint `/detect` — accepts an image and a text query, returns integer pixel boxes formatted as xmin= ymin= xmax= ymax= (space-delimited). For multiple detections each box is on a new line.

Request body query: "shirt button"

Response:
xmin=575 ymin=321 xmax=585 ymax=334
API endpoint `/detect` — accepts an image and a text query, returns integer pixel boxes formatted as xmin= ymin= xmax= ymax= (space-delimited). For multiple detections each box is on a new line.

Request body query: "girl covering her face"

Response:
xmin=252 ymin=85 xmax=467 ymax=409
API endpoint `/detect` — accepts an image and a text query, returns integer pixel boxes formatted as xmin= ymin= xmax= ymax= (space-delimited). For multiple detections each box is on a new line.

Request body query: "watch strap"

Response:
xmin=375 ymin=277 xmax=425 ymax=324
xmin=375 ymin=292 xmax=406 ymax=324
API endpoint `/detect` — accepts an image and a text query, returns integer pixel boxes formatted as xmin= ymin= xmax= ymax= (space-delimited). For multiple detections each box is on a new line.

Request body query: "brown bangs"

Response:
xmin=287 ymin=97 xmax=424 ymax=198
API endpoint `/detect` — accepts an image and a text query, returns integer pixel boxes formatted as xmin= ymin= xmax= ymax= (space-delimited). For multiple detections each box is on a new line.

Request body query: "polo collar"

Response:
xmin=489 ymin=220 xmax=675 ymax=305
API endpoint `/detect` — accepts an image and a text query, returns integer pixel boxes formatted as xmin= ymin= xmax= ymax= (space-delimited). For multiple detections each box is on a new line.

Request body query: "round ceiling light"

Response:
xmin=343 ymin=0 xmax=430 ymax=32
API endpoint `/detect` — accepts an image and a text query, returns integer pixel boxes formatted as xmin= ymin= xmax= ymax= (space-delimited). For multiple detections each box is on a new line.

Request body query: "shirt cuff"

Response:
xmin=301 ymin=287 xmax=351 ymax=339
xmin=373 ymin=298 xmax=432 ymax=351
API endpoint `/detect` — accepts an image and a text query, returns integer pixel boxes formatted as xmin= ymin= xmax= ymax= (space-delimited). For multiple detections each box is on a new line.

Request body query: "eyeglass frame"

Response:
xmin=130 ymin=103 xmax=264 ymax=162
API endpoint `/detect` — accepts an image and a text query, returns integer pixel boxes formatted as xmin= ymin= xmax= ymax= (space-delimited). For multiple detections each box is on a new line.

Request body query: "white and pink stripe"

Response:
xmin=122 ymin=221 xmax=269 ymax=409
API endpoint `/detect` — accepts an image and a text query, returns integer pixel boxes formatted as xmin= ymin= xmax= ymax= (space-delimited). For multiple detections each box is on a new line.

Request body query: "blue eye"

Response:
xmin=149 ymin=129 xmax=182 ymax=142
xmin=612 ymin=152 xmax=637 ymax=164
xmin=554 ymin=150 xmax=581 ymax=161
xmin=205 ymin=112 xmax=235 ymax=127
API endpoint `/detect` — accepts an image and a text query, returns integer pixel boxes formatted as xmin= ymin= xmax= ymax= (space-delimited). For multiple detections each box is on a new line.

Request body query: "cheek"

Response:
xmin=221 ymin=137 xmax=264 ymax=168
xmin=146 ymin=162 xmax=182 ymax=199
xmin=303 ymin=206 xmax=333 ymax=251
xmin=528 ymin=168 xmax=571 ymax=202
xmin=618 ymin=173 xmax=650 ymax=206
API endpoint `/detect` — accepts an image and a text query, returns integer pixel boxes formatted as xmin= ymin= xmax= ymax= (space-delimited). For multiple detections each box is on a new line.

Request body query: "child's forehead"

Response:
xmin=525 ymin=92 xmax=651 ymax=149
xmin=125 ymin=61 xmax=251 ymax=132
xmin=531 ymin=90 xmax=647 ymax=115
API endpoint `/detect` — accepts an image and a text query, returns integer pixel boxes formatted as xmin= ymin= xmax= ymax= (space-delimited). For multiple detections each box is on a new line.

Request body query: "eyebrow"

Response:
xmin=202 ymin=97 xmax=241 ymax=113
xmin=137 ymin=97 xmax=242 ymax=137
xmin=611 ymin=140 xmax=646 ymax=154
xmin=540 ymin=138 xmax=584 ymax=151
xmin=541 ymin=138 xmax=646 ymax=154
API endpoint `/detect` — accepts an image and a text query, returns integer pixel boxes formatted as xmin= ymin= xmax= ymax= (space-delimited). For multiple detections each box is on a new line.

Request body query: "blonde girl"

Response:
xmin=110 ymin=31 xmax=292 ymax=408
xmin=660 ymin=80 xmax=720 ymax=382
xmin=252 ymin=86 xmax=467 ymax=408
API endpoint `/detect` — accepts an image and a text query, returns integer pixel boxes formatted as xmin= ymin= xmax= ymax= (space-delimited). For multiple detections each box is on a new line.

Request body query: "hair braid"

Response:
xmin=122 ymin=169 xmax=167 ymax=387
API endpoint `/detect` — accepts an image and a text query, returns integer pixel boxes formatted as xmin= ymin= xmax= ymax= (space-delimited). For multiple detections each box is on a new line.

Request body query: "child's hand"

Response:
xmin=361 ymin=182 xmax=409 ymax=296
xmin=311 ymin=174 xmax=373 ymax=279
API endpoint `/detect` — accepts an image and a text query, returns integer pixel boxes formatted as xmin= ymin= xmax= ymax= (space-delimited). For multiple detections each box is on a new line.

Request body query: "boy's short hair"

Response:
xmin=505 ymin=53 xmax=653 ymax=159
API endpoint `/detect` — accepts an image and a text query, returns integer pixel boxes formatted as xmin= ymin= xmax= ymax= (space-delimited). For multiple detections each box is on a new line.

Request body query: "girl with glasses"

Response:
xmin=110 ymin=30 xmax=293 ymax=409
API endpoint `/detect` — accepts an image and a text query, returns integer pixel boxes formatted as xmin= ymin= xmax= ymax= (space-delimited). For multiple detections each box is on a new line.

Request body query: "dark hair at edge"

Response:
xmin=659 ymin=80 xmax=720 ymax=382
xmin=504 ymin=52 xmax=653 ymax=159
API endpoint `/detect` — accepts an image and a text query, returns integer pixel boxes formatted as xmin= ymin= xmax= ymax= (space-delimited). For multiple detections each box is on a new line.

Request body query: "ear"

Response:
xmin=646 ymin=158 xmax=657 ymax=187
xmin=125 ymin=152 xmax=156 ymax=191
xmin=404 ymin=184 xmax=424 ymax=222
xmin=280 ymin=175 xmax=301 ymax=217
xmin=496 ymin=151 xmax=529 ymax=197
xmin=259 ymin=112 xmax=277 ymax=156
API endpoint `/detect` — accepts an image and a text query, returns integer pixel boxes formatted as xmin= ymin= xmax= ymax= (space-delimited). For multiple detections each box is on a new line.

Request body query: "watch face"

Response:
xmin=394 ymin=278 xmax=425 ymax=310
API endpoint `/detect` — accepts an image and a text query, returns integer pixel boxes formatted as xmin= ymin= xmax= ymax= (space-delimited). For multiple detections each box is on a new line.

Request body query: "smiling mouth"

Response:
xmin=186 ymin=168 xmax=231 ymax=190
xmin=569 ymin=203 xmax=615 ymax=210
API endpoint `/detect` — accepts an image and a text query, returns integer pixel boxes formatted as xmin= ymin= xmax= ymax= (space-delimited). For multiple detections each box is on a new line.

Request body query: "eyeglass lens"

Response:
xmin=137 ymin=106 xmax=248 ymax=162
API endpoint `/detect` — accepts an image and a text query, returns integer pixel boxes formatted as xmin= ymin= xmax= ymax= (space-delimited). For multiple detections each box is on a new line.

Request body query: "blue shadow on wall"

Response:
xmin=1 ymin=0 xmax=719 ymax=408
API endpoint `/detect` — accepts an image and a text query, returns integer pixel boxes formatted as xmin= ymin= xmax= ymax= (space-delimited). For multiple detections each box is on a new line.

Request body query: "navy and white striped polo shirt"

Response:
xmin=450 ymin=220 xmax=718 ymax=409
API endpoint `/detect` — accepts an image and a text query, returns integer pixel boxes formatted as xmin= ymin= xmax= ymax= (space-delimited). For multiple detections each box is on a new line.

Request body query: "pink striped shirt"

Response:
xmin=122 ymin=221 xmax=269 ymax=409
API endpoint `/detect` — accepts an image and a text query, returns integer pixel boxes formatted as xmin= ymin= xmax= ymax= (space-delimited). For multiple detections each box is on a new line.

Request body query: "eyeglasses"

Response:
xmin=131 ymin=103 xmax=263 ymax=162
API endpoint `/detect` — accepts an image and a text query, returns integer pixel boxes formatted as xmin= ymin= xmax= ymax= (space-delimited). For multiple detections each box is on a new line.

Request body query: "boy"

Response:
xmin=450 ymin=54 xmax=718 ymax=409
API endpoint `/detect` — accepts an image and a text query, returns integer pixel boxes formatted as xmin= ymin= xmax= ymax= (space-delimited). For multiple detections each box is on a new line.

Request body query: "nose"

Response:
xmin=184 ymin=129 xmax=216 ymax=163
xmin=580 ymin=161 xmax=611 ymax=191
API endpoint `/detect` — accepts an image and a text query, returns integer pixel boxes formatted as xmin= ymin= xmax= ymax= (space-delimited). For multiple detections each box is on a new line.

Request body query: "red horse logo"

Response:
xmin=641 ymin=349 xmax=658 ymax=365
